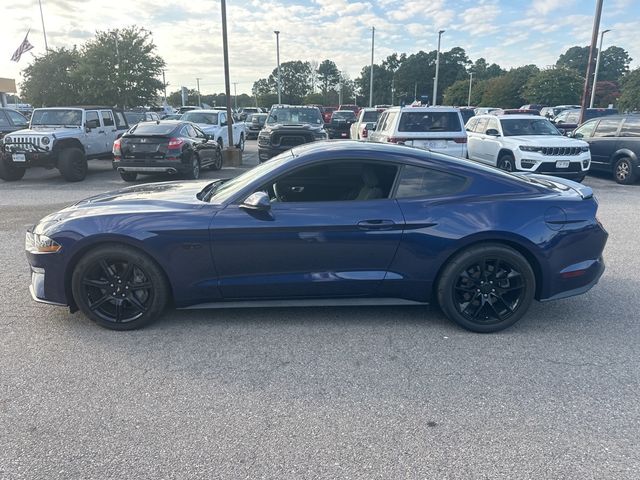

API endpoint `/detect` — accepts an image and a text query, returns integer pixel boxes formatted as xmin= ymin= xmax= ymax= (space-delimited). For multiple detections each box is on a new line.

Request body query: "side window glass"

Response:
xmin=114 ymin=111 xmax=127 ymax=129
xmin=593 ymin=118 xmax=621 ymax=138
xmin=85 ymin=110 xmax=100 ymax=128
xmin=0 ymin=112 xmax=9 ymax=126
xmin=395 ymin=165 xmax=467 ymax=198
xmin=375 ymin=113 xmax=387 ymax=131
xmin=486 ymin=117 xmax=499 ymax=132
xmin=101 ymin=110 xmax=114 ymax=127
xmin=574 ymin=121 xmax=597 ymax=139
xmin=193 ymin=125 xmax=206 ymax=138
xmin=383 ymin=112 xmax=397 ymax=131
xmin=6 ymin=110 xmax=27 ymax=126
xmin=567 ymin=112 xmax=579 ymax=123
xmin=466 ymin=118 xmax=478 ymax=132
xmin=185 ymin=125 xmax=197 ymax=137
xmin=620 ymin=117 xmax=640 ymax=137
xmin=474 ymin=118 xmax=488 ymax=134
xmin=220 ymin=113 xmax=226 ymax=125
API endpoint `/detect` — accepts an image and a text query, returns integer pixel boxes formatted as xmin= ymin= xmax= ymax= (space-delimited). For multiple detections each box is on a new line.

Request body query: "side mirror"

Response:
xmin=240 ymin=191 xmax=271 ymax=211
xmin=485 ymin=128 xmax=500 ymax=136
xmin=555 ymin=119 xmax=564 ymax=124
xmin=372 ymin=123 xmax=377 ymax=131
xmin=570 ymin=131 xmax=580 ymax=138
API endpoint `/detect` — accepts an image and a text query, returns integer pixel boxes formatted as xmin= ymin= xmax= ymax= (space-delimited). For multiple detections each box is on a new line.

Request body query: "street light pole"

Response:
xmin=590 ymin=28 xmax=611 ymax=108
xmin=233 ymin=82 xmax=238 ymax=110
xmin=369 ymin=26 xmax=375 ymax=108
xmin=38 ymin=0 xmax=49 ymax=52
xmin=467 ymin=71 xmax=473 ymax=107
xmin=432 ymin=30 xmax=445 ymax=106
xmin=196 ymin=77 xmax=201 ymax=107
xmin=579 ymin=0 xmax=604 ymax=124
xmin=274 ymin=31 xmax=281 ymax=104
xmin=162 ymin=69 xmax=167 ymax=103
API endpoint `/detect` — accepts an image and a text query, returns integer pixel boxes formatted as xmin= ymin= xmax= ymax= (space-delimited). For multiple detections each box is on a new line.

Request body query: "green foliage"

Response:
xmin=317 ymin=60 xmax=340 ymax=101
xmin=20 ymin=47 xmax=82 ymax=106
xmin=618 ymin=68 xmax=640 ymax=112
xmin=522 ymin=67 xmax=584 ymax=105
xmin=20 ymin=27 xmax=165 ymax=108
xmin=443 ymin=79 xmax=471 ymax=106
xmin=556 ymin=45 xmax=631 ymax=83
xmin=481 ymin=65 xmax=539 ymax=108
xmin=556 ymin=46 xmax=590 ymax=74
xmin=593 ymin=81 xmax=621 ymax=107
xmin=266 ymin=60 xmax=313 ymax=104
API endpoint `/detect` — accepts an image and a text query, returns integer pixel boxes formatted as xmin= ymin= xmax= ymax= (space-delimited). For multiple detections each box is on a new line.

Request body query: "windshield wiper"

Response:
xmin=196 ymin=179 xmax=226 ymax=202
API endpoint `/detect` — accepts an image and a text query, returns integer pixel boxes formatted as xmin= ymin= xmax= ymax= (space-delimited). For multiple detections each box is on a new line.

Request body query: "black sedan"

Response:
xmin=112 ymin=121 xmax=222 ymax=182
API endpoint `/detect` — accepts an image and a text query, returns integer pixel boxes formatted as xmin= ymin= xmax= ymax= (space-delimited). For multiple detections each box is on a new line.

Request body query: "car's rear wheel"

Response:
xmin=236 ymin=133 xmax=245 ymax=152
xmin=184 ymin=153 xmax=200 ymax=180
xmin=497 ymin=154 xmax=515 ymax=172
xmin=614 ymin=157 xmax=637 ymax=185
xmin=119 ymin=171 xmax=137 ymax=182
xmin=58 ymin=147 xmax=87 ymax=182
xmin=437 ymin=244 xmax=535 ymax=333
xmin=71 ymin=245 xmax=169 ymax=330
xmin=0 ymin=157 xmax=26 ymax=181
xmin=210 ymin=147 xmax=223 ymax=170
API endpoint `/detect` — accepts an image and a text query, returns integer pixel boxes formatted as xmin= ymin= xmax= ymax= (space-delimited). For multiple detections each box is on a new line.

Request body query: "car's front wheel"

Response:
xmin=58 ymin=147 xmax=88 ymax=182
xmin=71 ymin=244 xmax=169 ymax=330
xmin=210 ymin=147 xmax=223 ymax=170
xmin=0 ymin=156 xmax=26 ymax=181
xmin=119 ymin=171 xmax=137 ymax=182
xmin=497 ymin=154 xmax=515 ymax=172
xmin=437 ymin=244 xmax=535 ymax=333
xmin=184 ymin=153 xmax=200 ymax=180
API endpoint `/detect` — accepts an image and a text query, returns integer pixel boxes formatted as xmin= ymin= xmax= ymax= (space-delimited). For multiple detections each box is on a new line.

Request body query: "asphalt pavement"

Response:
xmin=0 ymin=142 xmax=638 ymax=479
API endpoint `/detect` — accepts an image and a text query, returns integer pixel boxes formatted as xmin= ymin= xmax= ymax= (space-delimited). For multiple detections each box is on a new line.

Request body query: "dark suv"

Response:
xmin=553 ymin=108 xmax=619 ymax=135
xmin=571 ymin=114 xmax=640 ymax=184
xmin=258 ymin=105 xmax=328 ymax=162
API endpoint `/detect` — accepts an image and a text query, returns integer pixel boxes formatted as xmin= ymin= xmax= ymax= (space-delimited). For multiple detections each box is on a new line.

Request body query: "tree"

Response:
xmin=556 ymin=46 xmax=589 ymax=74
xmin=167 ymin=88 xmax=199 ymax=106
xmin=471 ymin=58 xmax=504 ymax=80
xmin=522 ymin=67 xmax=584 ymax=105
xmin=556 ymin=45 xmax=631 ymax=83
xmin=593 ymin=81 xmax=621 ymax=107
xmin=443 ymin=79 xmax=471 ymax=106
xmin=356 ymin=64 xmax=393 ymax=106
xmin=618 ymin=68 xmax=640 ymax=112
xmin=75 ymin=26 xmax=165 ymax=108
xmin=481 ymin=65 xmax=539 ymax=107
xmin=20 ymin=47 xmax=82 ymax=106
xmin=266 ymin=61 xmax=312 ymax=104
xmin=317 ymin=60 xmax=340 ymax=102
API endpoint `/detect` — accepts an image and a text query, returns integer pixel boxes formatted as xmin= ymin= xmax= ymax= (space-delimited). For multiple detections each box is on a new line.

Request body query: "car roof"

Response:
xmin=476 ymin=114 xmax=548 ymax=120
xmin=389 ymin=106 xmax=460 ymax=112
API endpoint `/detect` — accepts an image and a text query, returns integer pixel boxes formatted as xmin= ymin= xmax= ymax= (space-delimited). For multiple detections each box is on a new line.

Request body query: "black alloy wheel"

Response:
xmin=58 ymin=147 xmax=88 ymax=182
xmin=237 ymin=134 xmax=245 ymax=152
xmin=210 ymin=146 xmax=223 ymax=170
xmin=185 ymin=153 xmax=200 ymax=180
xmin=614 ymin=157 xmax=637 ymax=185
xmin=0 ymin=157 xmax=26 ymax=181
xmin=71 ymin=245 xmax=168 ymax=330
xmin=437 ymin=244 xmax=535 ymax=333
xmin=120 ymin=171 xmax=137 ymax=182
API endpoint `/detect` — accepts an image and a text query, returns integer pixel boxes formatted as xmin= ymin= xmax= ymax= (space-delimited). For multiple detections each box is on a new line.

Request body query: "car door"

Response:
xmin=469 ymin=117 xmax=489 ymax=163
xmin=189 ymin=124 xmax=214 ymax=166
xmin=618 ymin=117 xmax=640 ymax=163
xmin=83 ymin=110 xmax=103 ymax=156
xmin=590 ymin=118 xmax=622 ymax=166
xmin=210 ymin=160 xmax=405 ymax=299
xmin=572 ymin=120 xmax=600 ymax=168
xmin=100 ymin=110 xmax=117 ymax=153
xmin=482 ymin=117 xmax=503 ymax=165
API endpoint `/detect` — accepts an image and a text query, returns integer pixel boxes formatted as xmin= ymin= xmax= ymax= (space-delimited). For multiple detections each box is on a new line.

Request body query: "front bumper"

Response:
xmin=1 ymin=149 xmax=56 ymax=168
xmin=515 ymin=152 xmax=590 ymax=180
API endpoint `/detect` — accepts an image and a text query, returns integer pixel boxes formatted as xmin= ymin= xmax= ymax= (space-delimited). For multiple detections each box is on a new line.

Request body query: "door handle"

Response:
xmin=357 ymin=219 xmax=396 ymax=230
xmin=290 ymin=186 xmax=305 ymax=193
xmin=98 ymin=130 xmax=105 ymax=133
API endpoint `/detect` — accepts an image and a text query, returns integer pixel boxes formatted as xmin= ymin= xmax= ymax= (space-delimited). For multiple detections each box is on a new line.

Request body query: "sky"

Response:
xmin=1 ymin=0 xmax=638 ymax=97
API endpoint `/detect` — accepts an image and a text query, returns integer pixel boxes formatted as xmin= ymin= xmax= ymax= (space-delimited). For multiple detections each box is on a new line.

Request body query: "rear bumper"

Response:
xmin=541 ymin=256 xmax=605 ymax=302
xmin=113 ymin=159 xmax=187 ymax=174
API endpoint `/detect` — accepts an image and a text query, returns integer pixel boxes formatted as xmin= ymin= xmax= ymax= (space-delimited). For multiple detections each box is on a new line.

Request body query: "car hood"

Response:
xmin=263 ymin=123 xmax=325 ymax=132
xmin=9 ymin=126 xmax=83 ymax=136
xmin=34 ymin=180 xmax=218 ymax=234
xmin=506 ymin=135 xmax=588 ymax=146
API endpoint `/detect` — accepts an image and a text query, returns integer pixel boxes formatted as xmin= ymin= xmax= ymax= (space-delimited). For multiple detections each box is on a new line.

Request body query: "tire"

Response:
xmin=58 ymin=147 xmax=87 ymax=182
xmin=613 ymin=157 xmax=637 ymax=185
xmin=210 ymin=146 xmax=223 ymax=171
xmin=119 ymin=171 xmax=137 ymax=182
xmin=71 ymin=244 xmax=169 ymax=330
xmin=497 ymin=154 xmax=515 ymax=172
xmin=437 ymin=243 xmax=536 ymax=333
xmin=0 ymin=156 xmax=26 ymax=181
xmin=236 ymin=133 xmax=245 ymax=152
xmin=184 ymin=153 xmax=200 ymax=180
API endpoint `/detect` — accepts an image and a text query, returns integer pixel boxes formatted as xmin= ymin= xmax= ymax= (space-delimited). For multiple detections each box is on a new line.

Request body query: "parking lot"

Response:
xmin=1 ymin=140 xmax=639 ymax=478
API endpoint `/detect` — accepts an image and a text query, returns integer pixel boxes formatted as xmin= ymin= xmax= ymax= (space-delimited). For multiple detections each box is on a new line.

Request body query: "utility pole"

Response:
xmin=162 ymin=69 xmax=167 ymax=103
xmin=590 ymin=28 xmax=611 ymax=108
xmin=196 ymin=78 xmax=201 ymax=107
xmin=233 ymin=82 xmax=238 ymax=110
xmin=369 ymin=26 xmax=375 ymax=107
xmin=432 ymin=30 xmax=445 ymax=106
xmin=38 ymin=0 xmax=49 ymax=52
xmin=414 ymin=82 xmax=417 ymax=102
xmin=579 ymin=0 xmax=604 ymax=124
xmin=274 ymin=31 xmax=281 ymax=104
xmin=467 ymin=71 xmax=474 ymax=107
xmin=220 ymin=0 xmax=235 ymax=152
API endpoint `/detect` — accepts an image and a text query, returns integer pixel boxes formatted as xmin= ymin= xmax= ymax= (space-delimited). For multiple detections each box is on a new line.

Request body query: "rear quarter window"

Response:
xmin=398 ymin=112 xmax=462 ymax=133
xmin=395 ymin=165 xmax=468 ymax=198
xmin=620 ymin=117 xmax=640 ymax=137
xmin=593 ymin=118 xmax=621 ymax=138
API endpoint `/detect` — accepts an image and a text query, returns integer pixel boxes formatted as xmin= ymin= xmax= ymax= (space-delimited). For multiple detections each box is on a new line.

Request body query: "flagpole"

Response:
xmin=38 ymin=0 xmax=49 ymax=51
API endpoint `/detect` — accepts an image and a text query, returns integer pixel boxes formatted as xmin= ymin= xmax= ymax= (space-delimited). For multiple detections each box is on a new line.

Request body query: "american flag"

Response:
xmin=10 ymin=31 xmax=34 ymax=62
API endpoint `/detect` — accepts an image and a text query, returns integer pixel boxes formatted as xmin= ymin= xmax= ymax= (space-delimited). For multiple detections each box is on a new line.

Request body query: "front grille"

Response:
xmin=540 ymin=146 xmax=582 ymax=156
xmin=5 ymin=136 xmax=43 ymax=151
xmin=537 ymin=162 xmax=582 ymax=173
xmin=273 ymin=133 xmax=313 ymax=147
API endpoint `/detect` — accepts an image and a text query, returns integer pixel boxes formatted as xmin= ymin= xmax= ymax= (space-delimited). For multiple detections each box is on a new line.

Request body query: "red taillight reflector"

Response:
xmin=561 ymin=269 xmax=587 ymax=279
xmin=168 ymin=137 xmax=184 ymax=148
xmin=454 ymin=137 xmax=467 ymax=144
xmin=112 ymin=138 xmax=121 ymax=155
xmin=362 ymin=128 xmax=368 ymax=138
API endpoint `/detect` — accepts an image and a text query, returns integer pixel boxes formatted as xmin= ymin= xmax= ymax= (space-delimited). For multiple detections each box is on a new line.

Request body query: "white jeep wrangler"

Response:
xmin=1 ymin=107 xmax=128 ymax=182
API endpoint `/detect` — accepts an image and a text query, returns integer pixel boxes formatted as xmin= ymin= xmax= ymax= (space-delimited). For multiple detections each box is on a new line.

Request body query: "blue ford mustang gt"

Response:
xmin=26 ymin=141 xmax=607 ymax=332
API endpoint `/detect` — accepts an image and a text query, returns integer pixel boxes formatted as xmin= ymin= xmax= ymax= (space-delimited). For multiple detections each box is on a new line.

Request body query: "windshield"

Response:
xmin=501 ymin=118 xmax=561 ymax=136
xmin=31 ymin=109 xmax=82 ymax=126
xmin=267 ymin=108 xmax=323 ymax=125
xmin=209 ymin=151 xmax=294 ymax=203
xmin=182 ymin=112 xmax=218 ymax=125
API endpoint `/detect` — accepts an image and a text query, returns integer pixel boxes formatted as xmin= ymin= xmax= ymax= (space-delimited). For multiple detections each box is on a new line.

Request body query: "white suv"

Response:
xmin=466 ymin=114 xmax=591 ymax=182
xmin=369 ymin=106 xmax=467 ymax=157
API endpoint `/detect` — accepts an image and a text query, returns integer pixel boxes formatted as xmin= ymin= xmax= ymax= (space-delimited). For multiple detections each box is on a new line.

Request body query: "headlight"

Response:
xmin=41 ymin=137 xmax=50 ymax=145
xmin=580 ymin=146 xmax=589 ymax=152
xmin=519 ymin=146 xmax=542 ymax=152
xmin=25 ymin=231 xmax=62 ymax=253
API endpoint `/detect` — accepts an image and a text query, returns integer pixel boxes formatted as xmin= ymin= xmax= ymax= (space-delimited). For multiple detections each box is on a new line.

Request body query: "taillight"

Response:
xmin=453 ymin=137 xmax=467 ymax=144
xmin=387 ymin=137 xmax=408 ymax=144
xmin=112 ymin=138 xmax=121 ymax=158
xmin=362 ymin=127 xmax=368 ymax=138
xmin=168 ymin=137 xmax=184 ymax=149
